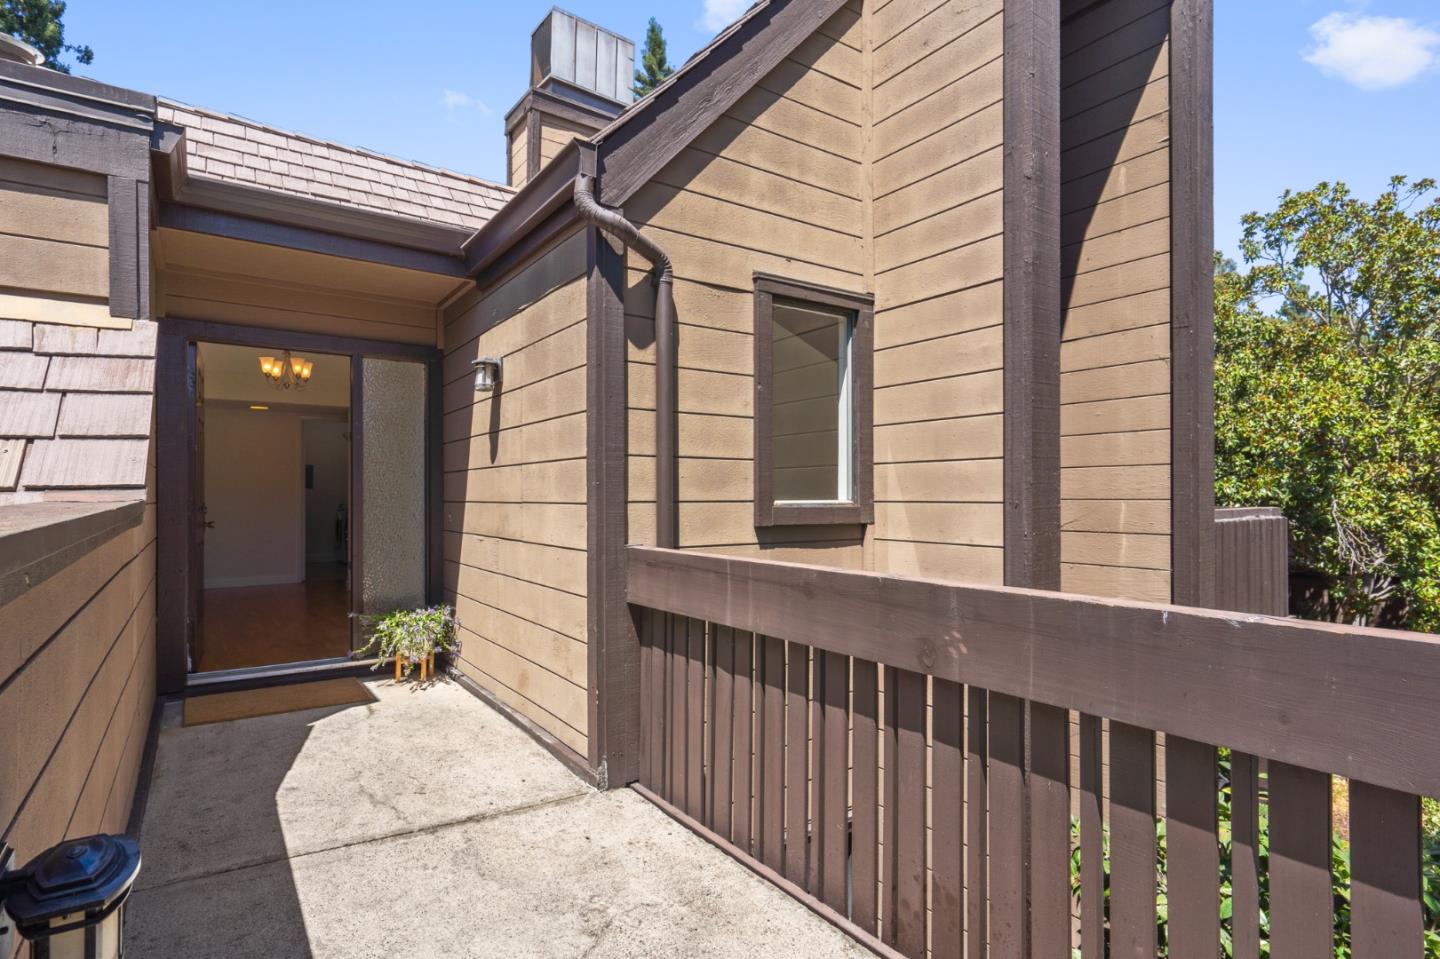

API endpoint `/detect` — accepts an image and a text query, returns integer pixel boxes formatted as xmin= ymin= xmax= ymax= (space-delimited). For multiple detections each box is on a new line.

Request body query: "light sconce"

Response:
xmin=472 ymin=357 xmax=503 ymax=393
xmin=0 ymin=834 xmax=142 ymax=959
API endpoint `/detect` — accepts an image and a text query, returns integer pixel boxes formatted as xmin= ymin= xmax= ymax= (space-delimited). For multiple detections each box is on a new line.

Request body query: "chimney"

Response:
xmin=505 ymin=9 xmax=635 ymax=189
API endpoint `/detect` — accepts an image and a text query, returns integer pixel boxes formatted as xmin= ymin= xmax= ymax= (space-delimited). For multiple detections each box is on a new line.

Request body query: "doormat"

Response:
xmin=184 ymin=677 xmax=375 ymax=727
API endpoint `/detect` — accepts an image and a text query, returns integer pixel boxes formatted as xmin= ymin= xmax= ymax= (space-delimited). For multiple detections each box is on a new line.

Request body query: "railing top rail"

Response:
xmin=626 ymin=545 xmax=1440 ymax=796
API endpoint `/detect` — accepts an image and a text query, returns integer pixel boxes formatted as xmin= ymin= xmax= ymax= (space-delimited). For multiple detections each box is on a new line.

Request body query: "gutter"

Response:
xmin=573 ymin=169 xmax=678 ymax=550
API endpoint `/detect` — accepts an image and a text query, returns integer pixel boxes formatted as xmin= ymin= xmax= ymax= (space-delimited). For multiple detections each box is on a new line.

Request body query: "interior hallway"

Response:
xmin=125 ymin=679 xmax=869 ymax=958
xmin=197 ymin=563 xmax=350 ymax=671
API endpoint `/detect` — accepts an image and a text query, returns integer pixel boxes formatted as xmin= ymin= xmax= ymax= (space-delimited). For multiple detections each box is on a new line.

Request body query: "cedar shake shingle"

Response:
xmin=33 ymin=324 xmax=99 ymax=355
xmin=156 ymin=99 xmax=514 ymax=232
xmin=0 ymin=320 xmax=31 ymax=351
xmin=0 ymin=440 xmax=25 ymax=490
xmin=0 ymin=352 xmax=49 ymax=390
xmin=95 ymin=320 xmax=158 ymax=358
xmin=44 ymin=356 xmax=155 ymax=393
xmin=0 ymin=391 xmax=61 ymax=437
xmin=20 ymin=438 xmax=149 ymax=488
xmin=56 ymin=393 xmax=152 ymax=438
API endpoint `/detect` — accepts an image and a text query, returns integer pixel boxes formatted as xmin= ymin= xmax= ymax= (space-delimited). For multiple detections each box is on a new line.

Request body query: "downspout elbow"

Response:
xmin=575 ymin=173 xmax=678 ymax=550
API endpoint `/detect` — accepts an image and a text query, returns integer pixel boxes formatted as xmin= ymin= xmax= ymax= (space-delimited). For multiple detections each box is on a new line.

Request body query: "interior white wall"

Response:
xmin=204 ymin=405 xmax=305 ymax=589
xmin=303 ymin=419 xmax=350 ymax=563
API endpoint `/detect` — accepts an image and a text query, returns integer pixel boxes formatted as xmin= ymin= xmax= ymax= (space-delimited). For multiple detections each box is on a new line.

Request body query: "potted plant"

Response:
xmin=353 ymin=604 xmax=458 ymax=681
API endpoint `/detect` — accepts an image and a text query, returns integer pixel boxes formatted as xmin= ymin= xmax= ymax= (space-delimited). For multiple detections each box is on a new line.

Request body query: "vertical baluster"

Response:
xmin=784 ymin=640 xmax=809 ymax=886
xmin=987 ymin=692 xmax=1026 ymax=958
xmin=817 ymin=649 xmax=849 ymax=913
xmin=1078 ymin=714 xmax=1104 ymax=959
xmin=638 ymin=608 xmax=654 ymax=791
xmin=732 ymin=631 xmax=755 ymax=856
xmin=1268 ymin=761 xmax=1333 ymax=959
xmin=852 ymin=658 xmax=880 ymax=935
xmin=667 ymin=613 xmax=685 ymax=806
xmin=883 ymin=667 xmax=899 ymax=946
xmin=966 ymin=686 xmax=989 ymax=958
xmin=1109 ymin=721 xmax=1157 ymax=958
xmin=1167 ymin=736 xmax=1220 ymax=958
xmin=1349 ymin=780 xmax=1421 ymax=956
xmin=760 ymin=635 xmax=786 ymax=871
xmin=892 ymin=668 xmax=927 ymax=958
xmin=1229 ymin=751 xmax=1261 ymax=959
xmin=711 ymin=626 xmax=735 ymax=840
xmin=932 ymin=678 xmax=964 ymax=959
xmin=1029 ymin=701 xmax=1071 ymax=956
xmin=686 ymin=617 xmax=705 ymax=819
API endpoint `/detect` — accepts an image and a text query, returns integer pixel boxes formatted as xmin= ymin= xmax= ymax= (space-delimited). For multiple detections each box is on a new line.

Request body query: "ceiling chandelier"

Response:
xmin=258 ymin=351 xmax=314 ymax=391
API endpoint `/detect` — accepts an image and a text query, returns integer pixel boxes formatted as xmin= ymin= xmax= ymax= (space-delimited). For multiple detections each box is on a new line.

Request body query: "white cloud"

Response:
xmin=441 ymin=89 xmax=493 ymax=115
xmin=699 ymin=0 xmax=750 ymax=33
xmin=1304 ymin=12 xmax=1440 ymax=90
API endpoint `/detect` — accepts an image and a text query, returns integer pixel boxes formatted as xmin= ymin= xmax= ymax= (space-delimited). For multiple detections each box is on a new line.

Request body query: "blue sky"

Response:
xmin=62 ymin=0 xmax=1440 ymax=259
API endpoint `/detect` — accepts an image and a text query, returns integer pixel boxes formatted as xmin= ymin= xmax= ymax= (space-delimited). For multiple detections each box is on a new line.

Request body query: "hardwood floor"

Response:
xmin=196 ymin=564 xmax=351 ymax=672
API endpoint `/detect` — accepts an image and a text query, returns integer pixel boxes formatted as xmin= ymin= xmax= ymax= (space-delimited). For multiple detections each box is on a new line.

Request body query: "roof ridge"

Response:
xmin=157 ymin=96 xmax=515 ymax=194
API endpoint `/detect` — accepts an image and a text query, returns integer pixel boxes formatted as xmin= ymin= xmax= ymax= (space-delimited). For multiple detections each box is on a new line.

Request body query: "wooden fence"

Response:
xmin=626 ymin=545 xmax=1439 ymax=958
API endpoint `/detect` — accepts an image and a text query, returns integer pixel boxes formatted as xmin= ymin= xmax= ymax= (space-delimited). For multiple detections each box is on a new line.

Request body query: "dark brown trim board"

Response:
xmin=593 ymin=0 xmax=850 ymax=207
xmin=107 ymin=176 xmax=145 ymax=319
xmin=1003 ymin=0 xmax=1062 ymax=591
xmin=158 ymin=316 xmax=439 ymax=362
xmin=752 ymin=274 xmax=874 ymax=528
xmin=463 ymin=139 xmax=583 ymax=277
xmin=154 ymin=330 xmax=191 ymax=695
xmin=526 ymin=110 xmax=543 ymax=182
xmin=585 ymin=227 xmax=636 ymax=787
xmin=1170 ymin=0 xmax=1217 ymax=608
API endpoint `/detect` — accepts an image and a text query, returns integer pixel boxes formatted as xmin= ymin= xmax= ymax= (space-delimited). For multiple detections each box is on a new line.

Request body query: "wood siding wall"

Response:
xmin=0 ymin=157 xmax=118 ymax=330
xmin=1059 ymin=0 xmax=1173 ymax=603
xmin=508 ymin=123 xmax=530 ymax=190
xmin=0 ymin=470 xmax=157 ymax=893
xmin=156 ymin=230 xmax=452 ymax=347
xmin=871 ymin=0 xmax=1007 ymax=584
xmin=624 ymin=1 xmax=869 ymax=568
xmin=538 ymin=115 xmax=590 ymax=170
xmin=441 ymin=231 xmax=590 ymax=758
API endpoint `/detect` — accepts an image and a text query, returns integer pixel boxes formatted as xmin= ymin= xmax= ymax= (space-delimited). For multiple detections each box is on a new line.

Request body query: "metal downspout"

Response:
xmin=573 ymin=172 xmax=678 ymax=550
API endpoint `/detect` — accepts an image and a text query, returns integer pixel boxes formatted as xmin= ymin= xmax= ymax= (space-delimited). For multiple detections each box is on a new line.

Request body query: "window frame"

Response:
xmin=753 ymin=273 xmax=874 ymax=528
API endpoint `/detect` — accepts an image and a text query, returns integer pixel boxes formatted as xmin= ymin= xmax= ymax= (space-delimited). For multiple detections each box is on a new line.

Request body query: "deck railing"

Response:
xmin=626 ymin=545 xmax=1440 ymax=958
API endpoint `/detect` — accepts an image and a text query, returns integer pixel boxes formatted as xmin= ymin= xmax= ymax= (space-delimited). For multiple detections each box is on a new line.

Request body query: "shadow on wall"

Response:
xmin=1058 ymin=15 xmax=1167 ymax=329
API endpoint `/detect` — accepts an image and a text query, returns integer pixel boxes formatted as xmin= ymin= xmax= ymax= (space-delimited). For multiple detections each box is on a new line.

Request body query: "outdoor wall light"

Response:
xmin=0 ymin=835 xmax=141 ymax=959
xmin=473 ymin=356 xmax=503 ymax=392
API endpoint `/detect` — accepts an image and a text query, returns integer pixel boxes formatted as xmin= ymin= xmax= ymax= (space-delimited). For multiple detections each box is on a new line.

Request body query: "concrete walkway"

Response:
xmin=126 ymin=678 xmax=868 ymax=958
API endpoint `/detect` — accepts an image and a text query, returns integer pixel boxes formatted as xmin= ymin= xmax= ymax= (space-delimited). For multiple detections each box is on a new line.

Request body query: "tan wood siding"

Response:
xmin=509 ymin=124 xmax=529 ymax=189
xmin=1060 ymin=0 xmax=1172 ymax=603
xmin=156 ymin=229 xmax=457 ymax=346
xmin=871 ymin=0 xmax=1006 ymax=584
xmin=441 ymin=231 xmax=589 ymax=756
xmin=538 ymin=116 xmax=590 ymax=168
xmin=0 ymin=157 xmax=111 ymax=319
xmin=0 ymin=501 xmax=158 ymax=869
xmin=624 ymin=1 xmax=868 ymax=567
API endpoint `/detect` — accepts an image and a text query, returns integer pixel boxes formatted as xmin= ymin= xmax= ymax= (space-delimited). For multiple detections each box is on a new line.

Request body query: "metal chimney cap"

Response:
xmin=0 ymin=34 xmax=44 ymax=67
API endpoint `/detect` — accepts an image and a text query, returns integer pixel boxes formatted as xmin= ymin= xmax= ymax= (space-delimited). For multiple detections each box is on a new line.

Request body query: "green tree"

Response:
xmin=1215 ymin=176 xmax=1440 ymax=629
xmin=632 ymin=17 xmax=673 ymax=98
xmin=1 ymin=0 xmax=92 ymax=73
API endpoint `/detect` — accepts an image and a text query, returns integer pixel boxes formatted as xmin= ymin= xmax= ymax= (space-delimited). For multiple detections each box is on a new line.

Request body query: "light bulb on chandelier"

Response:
xmin=257 ymin=350 xmax=314 ymax=390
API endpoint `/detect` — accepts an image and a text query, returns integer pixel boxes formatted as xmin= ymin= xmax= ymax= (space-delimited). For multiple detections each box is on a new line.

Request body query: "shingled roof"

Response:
xmin=157 ymin=100 xmax=515 ymax=232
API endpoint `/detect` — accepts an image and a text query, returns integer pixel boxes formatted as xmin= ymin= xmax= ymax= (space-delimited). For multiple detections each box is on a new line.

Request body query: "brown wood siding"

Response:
xmin=871 ymin=0 xmax=1007 ymax=584
xmin=538 ymin=116 xmax=590 ymax=169
xmin=509 ymin=124 xmax=530 ymax=190
xmin=0 ymin=482 xmax=157 ymax=871
xmin=1059 ymin=0 xmax=1173 ymax=602
xmin=0 ymin=157 xmax=113 ymax=323
xmin=624 ymin=1 xmax=868 ymax=567
xmin=441 ymin=230 xmax=589 ymax=757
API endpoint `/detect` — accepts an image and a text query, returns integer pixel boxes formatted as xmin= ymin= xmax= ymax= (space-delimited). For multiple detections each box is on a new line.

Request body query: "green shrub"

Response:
xmin=1069 ymin=751 xmax=1440 ymax=957
xmin=353 ymin=604 xmax=457 ymax=678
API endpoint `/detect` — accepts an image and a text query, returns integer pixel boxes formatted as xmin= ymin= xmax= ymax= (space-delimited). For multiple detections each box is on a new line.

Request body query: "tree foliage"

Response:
xmin=632 ymin=17 xmax=673 ymax=97
xmin=1 ymin=0 xmax=92 ymax=73
xmin=1215 ymin=176 xmax=1440 ymax=629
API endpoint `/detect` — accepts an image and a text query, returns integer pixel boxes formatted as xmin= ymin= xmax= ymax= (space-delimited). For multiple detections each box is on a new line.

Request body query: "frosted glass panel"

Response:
xmin=361 ymin=357 xmax=426 ymax=614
